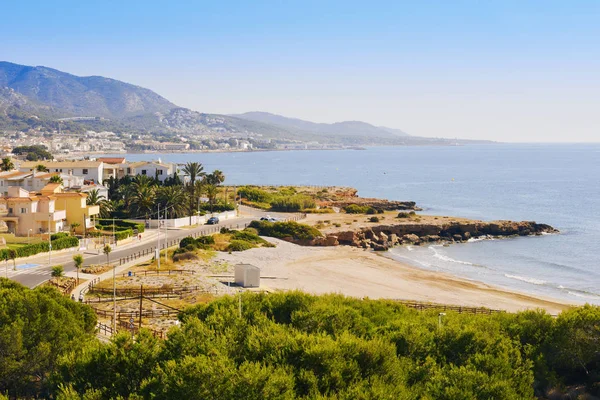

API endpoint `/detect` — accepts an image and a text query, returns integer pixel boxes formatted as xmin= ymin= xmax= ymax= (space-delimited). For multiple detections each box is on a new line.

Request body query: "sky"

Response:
xmin=1 ymin=0 xmax=599 ymax=142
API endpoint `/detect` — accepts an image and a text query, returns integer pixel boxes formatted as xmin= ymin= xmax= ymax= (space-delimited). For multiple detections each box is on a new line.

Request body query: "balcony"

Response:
xmin=34 ymin=209 xmax=67 ymax=222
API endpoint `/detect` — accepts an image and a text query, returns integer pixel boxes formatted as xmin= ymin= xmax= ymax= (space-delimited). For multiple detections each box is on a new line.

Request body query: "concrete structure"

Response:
xmin=19 ymin=161 xmax=104 ymax=184
xmin=0 ymin=186 xmax=66 ymax=235
xmin=234 ymin=264 xmax=260 ymax=288
xmin=53 ymin=189 xmax=100 ymax=234
xmin=97 ymin=157 xmax=127 ymax=180
xmin=0 ymin=170 xmax=84 ymax=196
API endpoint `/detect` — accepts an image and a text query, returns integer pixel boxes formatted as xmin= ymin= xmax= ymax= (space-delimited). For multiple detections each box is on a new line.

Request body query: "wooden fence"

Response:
xmin=395 ymin=300 xmax=504 ymax=315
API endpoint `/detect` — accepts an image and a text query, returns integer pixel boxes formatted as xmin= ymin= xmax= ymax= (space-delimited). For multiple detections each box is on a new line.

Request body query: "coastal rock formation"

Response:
xmin=327 ymin=220 xmax=558 ymax=251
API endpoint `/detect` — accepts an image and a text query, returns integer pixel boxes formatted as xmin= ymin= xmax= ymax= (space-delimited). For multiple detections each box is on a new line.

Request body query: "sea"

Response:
xmin=108 ymin=144 xmax=600 ymax=305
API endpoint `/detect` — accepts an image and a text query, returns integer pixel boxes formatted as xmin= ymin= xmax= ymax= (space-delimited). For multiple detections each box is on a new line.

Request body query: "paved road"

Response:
xmin=8 ymin=208 xmax=288 ymax=289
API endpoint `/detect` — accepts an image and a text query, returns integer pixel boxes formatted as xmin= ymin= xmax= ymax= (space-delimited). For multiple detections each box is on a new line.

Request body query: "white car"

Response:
xmin=260 ymin=216 xmax=279 ymax=222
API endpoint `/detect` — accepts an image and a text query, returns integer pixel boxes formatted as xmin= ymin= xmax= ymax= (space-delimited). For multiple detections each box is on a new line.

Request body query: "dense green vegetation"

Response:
xmin=0 ymin=235 xmax=79 ymax=260
xmin=343 ymin=204 xmax=378 ymax=214
xmin=174 ymin=228 xmax=274 ymax=257
xmin=101 ymin=163 xmax=232 ymax=221
xmin=238 ymin=186 xmax=316 ymax=212
xmin=11 ymin=145 xmax=53 ymax=161
xmin=2 ymin=284 xmax=598 ymax=399
xmin=249 ymin=220 xmax=323 ymax=241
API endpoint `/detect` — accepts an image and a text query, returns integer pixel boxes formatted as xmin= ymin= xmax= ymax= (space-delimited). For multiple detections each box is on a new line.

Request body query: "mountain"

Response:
xmin=0 ymin=61 xmax=176 ymax=118
xmin=231 ymin=111 xmax=410 ymax=139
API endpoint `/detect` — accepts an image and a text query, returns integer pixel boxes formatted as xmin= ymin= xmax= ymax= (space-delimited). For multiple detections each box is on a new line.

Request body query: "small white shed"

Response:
xmin=234 ymin=264 xmax=260 ymax=288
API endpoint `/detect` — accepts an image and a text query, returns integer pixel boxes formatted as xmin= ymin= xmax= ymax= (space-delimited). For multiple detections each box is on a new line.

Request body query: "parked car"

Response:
xmin=260 ymin=216 xmax=279 ymax=222
xmin=206 ymin=217 xmax=219 ymax=225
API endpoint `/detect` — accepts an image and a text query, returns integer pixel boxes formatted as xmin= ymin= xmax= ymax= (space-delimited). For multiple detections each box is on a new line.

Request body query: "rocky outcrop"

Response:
xmin=321 ymin=199 xmax=419 ymax=211
xmin=329 ymin=220 xmax=558 ymax=251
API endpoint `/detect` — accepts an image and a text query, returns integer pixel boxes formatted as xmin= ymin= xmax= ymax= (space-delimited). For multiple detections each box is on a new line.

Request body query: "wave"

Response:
xmin=567 ymin=291 xmax=600 ymax=300
xmin=504 ymin=274 xmax=547 ymax=285
xmin=428 ymin=246 xmax=476 ymax=266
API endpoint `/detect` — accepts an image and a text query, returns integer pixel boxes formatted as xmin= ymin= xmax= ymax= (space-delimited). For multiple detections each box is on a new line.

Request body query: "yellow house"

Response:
xmin=47 ymin=186 xmax=100 ymax=235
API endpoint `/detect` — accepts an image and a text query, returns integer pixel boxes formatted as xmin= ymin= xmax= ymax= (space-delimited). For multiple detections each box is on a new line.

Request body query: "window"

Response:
xmin=157 ymin=170 xmax=164 ymax=175
xmin=8 ymin=208 xmax=13 ymax=214
xmin=83 ymin=169 xmax=89 ymax=175
xmin=141 ymin=170 xmax=147 ymax=175
xmin=20 ymin=208 xmax=27 ymax=214
xmin=127 ymin=168 xmax=131 ymax=174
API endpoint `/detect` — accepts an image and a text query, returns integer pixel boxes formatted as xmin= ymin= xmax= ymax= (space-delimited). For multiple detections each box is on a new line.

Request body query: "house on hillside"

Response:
xmin=97 ymin=157 xmax=127 ymax=180
xmin=0 ymin=170 xmax=84 ymax=196
xmin=126 ymin=161 xmax=177 ymax=183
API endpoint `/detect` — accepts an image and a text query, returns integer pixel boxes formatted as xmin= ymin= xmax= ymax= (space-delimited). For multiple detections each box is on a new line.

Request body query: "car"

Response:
xmin=206 ymin=217 xmax=219 ymax=225
xmin=260 ymin=216 xmax=278 ymax=222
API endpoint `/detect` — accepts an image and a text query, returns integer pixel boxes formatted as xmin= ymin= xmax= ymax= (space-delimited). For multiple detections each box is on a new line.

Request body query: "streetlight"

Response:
xmin=48 ymin=213 xmax=52 ymax=267
xmin=27 ymin=229 xmax=32 ymax=245
xmin=438 ymin=312 xmax=446 ymax=330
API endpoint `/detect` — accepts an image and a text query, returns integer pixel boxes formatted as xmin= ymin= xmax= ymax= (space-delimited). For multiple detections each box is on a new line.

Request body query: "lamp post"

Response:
xmin=48 ymin=213 xmax=52 ymax=267
xmin=27 ymin=229 xmax=32 ymax=245
xmin=156 ymin=204 xmax=161 ymax=270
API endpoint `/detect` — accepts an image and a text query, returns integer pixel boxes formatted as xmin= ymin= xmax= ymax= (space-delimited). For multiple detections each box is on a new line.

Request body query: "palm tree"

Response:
xmin=183 ymin=162 xmax=205 ymax=186
xmin=103 ymin=244 xmax=111 ymax=267
xmin=49 ymin=175 xmax=63 ymax=184
xmin=204 ymin=184 xmax=219 ymax=212
xmin=73 ymin=254 xmax=83 ymax=284
xmin=156 ymin=186 xmax=187 ymax=219
xmin=130 ymin=184 xmax=156 ymax=219
xmin=35 ymin=164 xmax=49 ymax=172
xmin=7 ymin=249 xmax=17 ymax=271
xmin=70 ymin=222 xmax=80 ymax=234
xmin=208 ymin=170 xmax=225 ymax=186
xmin=86 ymin=189 xmax=105 ymax=206
xmin=98 ymin=200 xmax=116 ymax=219
xmin=0 ymin=157 xmax=14 ymax=171
xmin=103 ymin=176 xmax=120 ymax=200
xmin=51 ymin=265 xmax=64 ymax=278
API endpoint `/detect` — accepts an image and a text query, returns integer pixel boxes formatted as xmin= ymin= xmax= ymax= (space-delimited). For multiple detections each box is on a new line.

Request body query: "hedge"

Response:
xmin=97 ymin=219 xmax=145 ymax=234
xmin=248 ymin=220 xmax=322 ymax=241
xmin=0 ymin=236 xmax=79 ymax=260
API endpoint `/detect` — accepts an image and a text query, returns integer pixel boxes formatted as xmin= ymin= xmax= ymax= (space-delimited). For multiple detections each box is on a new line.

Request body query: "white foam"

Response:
xmin=406 ymin=245 xmax=414 ymax=252
xmin=429 ymin=246 xmax=475 ymax=266
xmin=504 ymin=274 xmax=546 ymax=285
xmin=567 ymin=291 xmax=600 ymax=300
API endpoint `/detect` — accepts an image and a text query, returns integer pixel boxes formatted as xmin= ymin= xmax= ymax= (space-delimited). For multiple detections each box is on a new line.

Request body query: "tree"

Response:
xmin=156 ymin=186 xmax=187 ymax=219
xmin=85 ymin=189 xmax=104 ymax=206
xmin=103 ymin=244 xmax=111 ymax=268
xmin=130 ymin=184 xmax=156 ymax=219
xmin=182 ymin=162 xmax=205 ymax=186
xmin=36 ymin=164 xmax=49 ymax=172
xmin=70 ymin=222 xmax=80 ymax=234
xmin=0 ymin=157 xmax=14 ymax=171
xmin=51 ymin=265 xmax=64 ymax=278
xmin=49 ymin=175 xmax=64 ymax=184
xmin=205 ymin=170 xmax=225 ymax=186
xmin=72 ymin=254 xmax=83 ymax=284
xmin=204 ymin=184 xmax=219 ymax=212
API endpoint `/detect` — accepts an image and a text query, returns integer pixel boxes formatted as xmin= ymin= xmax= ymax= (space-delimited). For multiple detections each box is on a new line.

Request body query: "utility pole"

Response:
xmin=156 ymin=204 xmax=161 ymax=270
xmin=164 ymin=212 xmax=168 ymax=265
xmin=113 ymin=217 xmax=115 ymax=246
xmin=48 ymin=213 xmax=52 ymax=267
xmin=139 ymin=285 xmax=143 ymax=329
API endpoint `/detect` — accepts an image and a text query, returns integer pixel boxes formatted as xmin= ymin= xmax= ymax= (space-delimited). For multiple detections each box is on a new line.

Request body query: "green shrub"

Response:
xmin=269 ymin=194 xmax=316 ymax=212
xmin=179 ymin=236 xmax=196 ymax=249
xmin=226 ymin=240 xmax=255 ymax=252
xmin=185 ymin=244 xmax=197 ymax=252
xmin=344 ymin=204 xmax=376 ymax=214
xmin=220 ymin=227 xmax=233 ymax=234
xmin=50 ymin=232 xmax=69 ymax=241
xmin=398 ymin=211 xmax=417 ymax=219
xmin=97 ymin=219 xmax=145 ymax=233
xmin=196 ymin=235 xmax=215 ymax=245
xmin=172 ymin=252 xmax=199 ymax=262
xmin=303 ymin=208 xmax=335 ymax=214
xmin=369 ymin=216 xmax=380 ymax=223
xmin=249 ymin=220 xmax=322 ymax=241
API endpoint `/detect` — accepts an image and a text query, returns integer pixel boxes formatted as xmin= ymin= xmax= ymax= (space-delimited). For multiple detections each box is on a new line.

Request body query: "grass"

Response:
xmin=0 ymin=233 xmax=43 ymax=246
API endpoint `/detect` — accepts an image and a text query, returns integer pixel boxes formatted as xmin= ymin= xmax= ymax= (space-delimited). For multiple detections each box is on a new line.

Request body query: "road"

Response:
xmin=7 ymin=207 xmax=294 ymax=289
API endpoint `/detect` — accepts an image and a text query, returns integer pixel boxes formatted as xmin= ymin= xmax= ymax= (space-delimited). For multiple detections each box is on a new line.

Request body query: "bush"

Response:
xmin=172 ymin=252 xmax=199 ymax=262
xmin=369 ymin=216 xmax=380 ymax=223
xmin=196 ymin=235 xmax=215 ymax=245
xmin=97 ymin=219 xmax=145 ymax=234
xmin=50 ymin=232 xmax=69 ymax=241
xmin=344 ymin=204 xmax=376 ymax=214
xmin=303 ymin=208 xmax=335 ymax=214
xmin=269 ymin=194 xmax=316 ymax=212
xmin=249 ymin=220 xmax=322 ymax=241
xmin=179 ymin=236 xmax=196 ymax=249
xmin=220 ymin=227 xmax=233 ymax=234
xmin=226 ymin=240 xmax=255 ymax=252
xmin=398 ymin=211 xmax=416 ymax=219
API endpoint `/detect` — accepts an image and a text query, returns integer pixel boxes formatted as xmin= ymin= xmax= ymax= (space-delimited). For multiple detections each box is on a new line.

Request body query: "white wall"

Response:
xmin=133 ymin=210 xmax=237 ymax=229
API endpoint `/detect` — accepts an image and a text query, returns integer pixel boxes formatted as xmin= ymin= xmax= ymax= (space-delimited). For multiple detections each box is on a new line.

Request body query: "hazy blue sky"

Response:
xmin=2 ymin=1 xmax=599 ymax=142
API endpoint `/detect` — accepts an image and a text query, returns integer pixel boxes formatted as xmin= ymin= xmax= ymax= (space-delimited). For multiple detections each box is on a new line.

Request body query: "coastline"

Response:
xmin=215 ymin=238 xmax=574 ymax=315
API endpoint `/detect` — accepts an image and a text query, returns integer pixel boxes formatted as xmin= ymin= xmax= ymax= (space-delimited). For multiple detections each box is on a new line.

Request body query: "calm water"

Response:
xmin=111 ymin=144 xmax=600 ymax=304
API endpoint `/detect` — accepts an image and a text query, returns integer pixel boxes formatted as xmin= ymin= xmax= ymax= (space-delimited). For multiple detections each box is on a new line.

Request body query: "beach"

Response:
xmin=215 ymin=237 xmax=572 ymax=315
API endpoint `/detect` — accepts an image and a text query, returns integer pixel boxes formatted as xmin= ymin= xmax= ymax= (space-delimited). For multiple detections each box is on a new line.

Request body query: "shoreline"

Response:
xmin=215 ymin=238 xmax=574 ymax=315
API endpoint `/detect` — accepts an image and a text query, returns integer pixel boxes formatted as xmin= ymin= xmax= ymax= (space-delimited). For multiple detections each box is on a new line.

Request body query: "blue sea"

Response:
xmin=111 ymin=144 xmax=600 ymax=305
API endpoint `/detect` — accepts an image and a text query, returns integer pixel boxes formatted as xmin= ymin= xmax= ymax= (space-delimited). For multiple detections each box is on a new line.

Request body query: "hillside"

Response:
xmin=0 ymin=61 xmax=490 ymax=145
xmin=0 ymin=61 xmax=176 ymax=118
xmin=231 ymin=111 xmax=410 ymax=139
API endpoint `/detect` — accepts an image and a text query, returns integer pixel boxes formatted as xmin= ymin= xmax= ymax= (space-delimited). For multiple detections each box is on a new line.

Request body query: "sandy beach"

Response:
xmin=215 ymin=238 xmax=573 ymax=315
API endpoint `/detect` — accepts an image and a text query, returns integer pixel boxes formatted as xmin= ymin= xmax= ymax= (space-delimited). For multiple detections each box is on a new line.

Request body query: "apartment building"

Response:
xmin=19 ymin=161 xmax=104 ymax=183
xmin=0 ymin=170 xmax=84 ymax=196
xmin=0 ymin=186 xmax=66 ymax=236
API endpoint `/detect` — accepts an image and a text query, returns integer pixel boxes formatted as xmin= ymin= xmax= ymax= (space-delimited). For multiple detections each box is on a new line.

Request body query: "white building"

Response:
xmin=234 ymin=264 xmax=260 ymax=288
xmin=19 ymin=161 xmax=104 ymax=184
xmin=0 ymin=170 xmax=84 ymax=196
xmin=126 ymin=161 xmax=177 ymax=183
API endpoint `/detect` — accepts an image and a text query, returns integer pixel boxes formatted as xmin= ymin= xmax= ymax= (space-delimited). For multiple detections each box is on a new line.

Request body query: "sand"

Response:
xmin=215 ymin=238 xmax=573 ymax=315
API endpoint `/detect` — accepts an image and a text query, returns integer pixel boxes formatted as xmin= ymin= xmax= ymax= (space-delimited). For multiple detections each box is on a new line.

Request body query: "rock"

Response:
xmin=402 ymin=234 xmax=420 ymax=244
xmin=453 ymin=234 xmax=464 ymax=242
xmin=324 ymin=235 xmax=339 ymax=246
xmin=462 ymin=232 xmax=471 ymax=240
xmin=379 ymin=232 xmax=388 ymax=243
xmin=371 ymin=242 xmax=388 ymax=251
xmin=389 ymin=233 xmax=399 ymax=245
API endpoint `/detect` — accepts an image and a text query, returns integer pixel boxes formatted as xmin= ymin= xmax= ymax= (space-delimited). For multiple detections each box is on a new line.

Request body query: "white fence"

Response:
xmin=132 ymin=210 xmax=237 ymax=229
